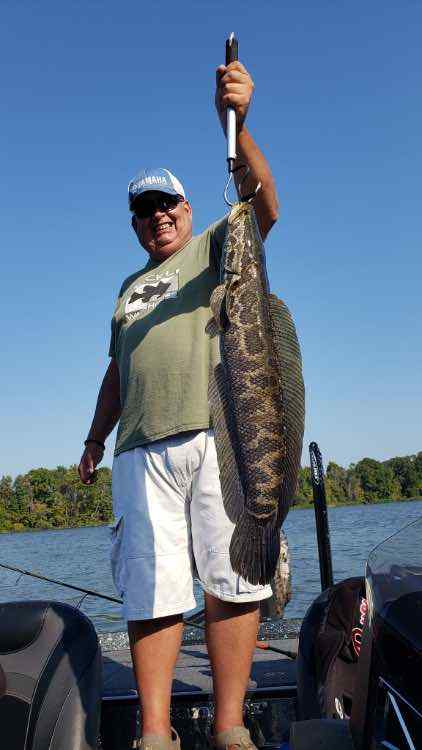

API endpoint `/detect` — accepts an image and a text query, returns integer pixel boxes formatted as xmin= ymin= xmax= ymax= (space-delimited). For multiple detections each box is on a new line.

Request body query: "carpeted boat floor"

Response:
xmin=102 ymin=638 xmax=298 ymax=698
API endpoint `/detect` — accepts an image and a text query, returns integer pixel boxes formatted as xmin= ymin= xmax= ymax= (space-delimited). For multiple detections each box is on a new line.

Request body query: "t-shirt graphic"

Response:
xmin=124 ymin=271 xmax=179 ymax=319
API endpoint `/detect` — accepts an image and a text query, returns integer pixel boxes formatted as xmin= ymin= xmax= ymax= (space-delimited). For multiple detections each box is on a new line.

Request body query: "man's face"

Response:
xmin=132 ymin=191 xmax=193 ymax=262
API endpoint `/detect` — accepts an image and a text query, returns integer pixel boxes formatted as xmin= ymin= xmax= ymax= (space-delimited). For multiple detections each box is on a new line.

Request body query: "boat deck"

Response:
xmin=100 ymin=639 xmax=298 ymax=749
xmin=102 ymin=638 xmax=298 ymax=699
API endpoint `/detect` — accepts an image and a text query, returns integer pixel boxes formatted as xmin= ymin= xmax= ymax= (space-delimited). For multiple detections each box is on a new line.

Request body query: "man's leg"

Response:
xmin=191 ymin=433 xmax=271 ymax=741
xmin=205 ymin=592 xmax=260 ymax=733
xmin=128 ymin=614 xmax=184 ymax=737
xmin=112 ymin=441 xmax=199 ymax=740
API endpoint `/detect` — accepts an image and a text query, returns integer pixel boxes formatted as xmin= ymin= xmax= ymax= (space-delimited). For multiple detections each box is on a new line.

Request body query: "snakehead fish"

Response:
xmin=208 ymin=201 xmax=305 ymax=586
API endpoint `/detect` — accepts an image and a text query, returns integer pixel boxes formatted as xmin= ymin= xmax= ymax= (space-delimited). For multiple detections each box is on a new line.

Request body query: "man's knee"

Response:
xmin=205 ymin=593 xmax=261 ymax=617
xmin=128 ymin=613 xmax=184 ymax=641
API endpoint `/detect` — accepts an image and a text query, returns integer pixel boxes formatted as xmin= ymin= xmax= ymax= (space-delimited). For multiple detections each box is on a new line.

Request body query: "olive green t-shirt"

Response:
xmin=109 ymin=217 xmax=228 ymax=456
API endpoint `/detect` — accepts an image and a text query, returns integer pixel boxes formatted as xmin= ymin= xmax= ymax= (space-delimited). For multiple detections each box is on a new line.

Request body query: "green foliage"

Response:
xmin=384 ymin=454 xmax=422 ymax=498
xmin=0 ymin=476 xmax=14 ymax=510
xmin=1 ymin=450 xmax=421 ymax=532
xmin=0 ymin=466 xmax=113 ymax=532
xmin=294 ymin=466 xmax=313 ymax=504
xmin=326 ymin=462 xmax=349 ymax=504
xmin=293 ymin=452 xmax=422 ymax=506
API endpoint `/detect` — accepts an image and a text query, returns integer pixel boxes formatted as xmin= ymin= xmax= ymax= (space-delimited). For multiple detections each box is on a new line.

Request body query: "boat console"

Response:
xmin=291 ymin=517 xmax=422 ymax=749
xmin=355 ymin=516 xmax=422 ymax=748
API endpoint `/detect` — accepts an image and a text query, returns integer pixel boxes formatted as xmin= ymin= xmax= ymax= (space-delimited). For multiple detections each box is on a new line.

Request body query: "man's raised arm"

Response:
xmin=215 ymin=61 xmax=279 ymax=240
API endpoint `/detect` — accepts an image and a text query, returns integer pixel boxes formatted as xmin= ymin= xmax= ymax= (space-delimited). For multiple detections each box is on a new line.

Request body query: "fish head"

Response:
xmin=221 ymin=203 xmax=263 ymax=282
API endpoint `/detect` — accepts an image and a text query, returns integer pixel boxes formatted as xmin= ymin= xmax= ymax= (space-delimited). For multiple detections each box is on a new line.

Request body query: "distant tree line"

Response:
xmin=0 ymin=466 xmax=112 ymax=532
xmin=296 ymin=453 xmax=422 ymax=505
xmin=0 ymin=452 xmax=421 ymax=532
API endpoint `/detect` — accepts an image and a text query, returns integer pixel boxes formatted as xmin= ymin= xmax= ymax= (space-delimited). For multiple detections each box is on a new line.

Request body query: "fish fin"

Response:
xmin=209 ymin=284 xmax=229 ymax=331
xmin=268 ymin=294 xmax=305 ymax=522
xmin=260 ymin=529 xmax=292 ymax=620
xmin=208 ymin=363 xmax=245 ymax=523
xmin=229 ymin=512 xmax=281 ymax=586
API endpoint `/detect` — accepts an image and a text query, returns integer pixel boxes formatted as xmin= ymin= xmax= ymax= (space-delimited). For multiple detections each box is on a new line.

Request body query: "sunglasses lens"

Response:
xmin=134 ymin=196 xmax=181 ymax=219
xmin=134 ymin=200 xmax=153 ymax=219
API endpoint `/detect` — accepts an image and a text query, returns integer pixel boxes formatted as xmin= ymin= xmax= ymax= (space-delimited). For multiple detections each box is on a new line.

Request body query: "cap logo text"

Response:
xmin=132 ymin=175 xmax=168 ymax=192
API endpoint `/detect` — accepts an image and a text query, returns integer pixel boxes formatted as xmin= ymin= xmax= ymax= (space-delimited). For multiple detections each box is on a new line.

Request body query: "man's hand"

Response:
xmin=78 ymin=358 xmax=121 ymax=486
xmin=215 ymin=61 xmax=254 ymax=134
xmin=78 ymin=443 xmax=104 ymax=485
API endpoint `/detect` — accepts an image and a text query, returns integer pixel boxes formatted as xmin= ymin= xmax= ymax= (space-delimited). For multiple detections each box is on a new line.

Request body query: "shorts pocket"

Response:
xmin=236 ymin=575 xmax=263 ymax=595
xmin=110 ymin=515 xmax=125 ymax=599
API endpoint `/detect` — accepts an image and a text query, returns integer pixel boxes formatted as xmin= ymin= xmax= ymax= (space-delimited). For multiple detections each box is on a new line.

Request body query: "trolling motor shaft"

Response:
xmin=309 ymin=442 xmax=334 ymax=591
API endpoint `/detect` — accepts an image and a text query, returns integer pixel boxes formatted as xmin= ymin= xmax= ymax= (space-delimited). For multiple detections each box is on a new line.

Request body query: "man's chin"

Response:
xmin=146 ymin=229 xmax=192 ymax=260
xmin=150 ymin=240 xmax=179 ymax=260
xmin=155 ymin=234 xmax=174 ymax=247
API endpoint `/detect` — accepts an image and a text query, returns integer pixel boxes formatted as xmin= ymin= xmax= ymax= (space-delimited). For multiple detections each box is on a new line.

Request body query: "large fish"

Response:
xmin=208 ymin=201 xmax=305 ymax=586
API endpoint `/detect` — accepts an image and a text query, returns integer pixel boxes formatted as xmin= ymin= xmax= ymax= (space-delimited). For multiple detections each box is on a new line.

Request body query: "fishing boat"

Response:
xmin=1 ymin=516 xmax=421 ymax=749
xmin=1 ymin=448 xmax=421 ymax=749
xmin=100 ymin=510 xmax=422 ymax=749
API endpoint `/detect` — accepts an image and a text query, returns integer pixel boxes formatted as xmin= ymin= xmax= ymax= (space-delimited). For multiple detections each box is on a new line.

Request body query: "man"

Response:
xmin=79 ymin=61 xmax=279 ymax=750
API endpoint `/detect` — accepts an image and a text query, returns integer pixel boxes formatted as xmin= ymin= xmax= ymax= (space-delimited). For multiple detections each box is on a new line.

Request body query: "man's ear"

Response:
xmin=183 ymin=200 xmax=192 ymax=217
xmin=131 ymin=214 xmax=143 ymax=245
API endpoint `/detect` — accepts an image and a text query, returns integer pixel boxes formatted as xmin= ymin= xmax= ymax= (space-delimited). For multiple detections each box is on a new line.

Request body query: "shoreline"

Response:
xmin=292 ymin=495 xmax=422 ymax=510
xmin=1 ymin=496 xmax=421 ymax=534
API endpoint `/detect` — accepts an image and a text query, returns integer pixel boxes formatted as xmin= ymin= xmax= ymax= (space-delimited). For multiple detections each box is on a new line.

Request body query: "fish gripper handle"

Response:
xmin=225 ymin=33 xmax=238 ymax=173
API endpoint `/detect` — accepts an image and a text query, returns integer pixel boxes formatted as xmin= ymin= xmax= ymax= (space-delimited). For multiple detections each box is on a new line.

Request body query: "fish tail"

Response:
xmin=229 ymin=512 xmax=280 ymax=586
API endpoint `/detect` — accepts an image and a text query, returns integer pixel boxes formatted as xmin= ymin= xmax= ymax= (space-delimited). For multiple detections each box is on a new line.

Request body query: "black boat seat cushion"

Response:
xmin=296 ymin=577 xmax=366 ymax=722
xmin=0 ymin=663 xmax=5 ymax=697
xmin=0 ymin=600 xmax=101 ymax=750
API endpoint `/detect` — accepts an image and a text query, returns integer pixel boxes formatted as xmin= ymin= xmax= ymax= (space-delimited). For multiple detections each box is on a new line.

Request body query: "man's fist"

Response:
xmin=78 ymin=443 xmax=104 ymax=485
xmin=215 ymin=61 xmax=254 ymax=134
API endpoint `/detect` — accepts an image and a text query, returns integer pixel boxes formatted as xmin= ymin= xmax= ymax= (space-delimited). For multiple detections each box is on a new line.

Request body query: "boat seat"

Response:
xmin=296 ymin=577 xmax=365 ymax=722
xmin=290 ymin=582 xmax=373 ymax=750
xmin=0 ymin=663 xmax=5 ymax=697
xmin=0 ymin=600 xmax=102 ymax=750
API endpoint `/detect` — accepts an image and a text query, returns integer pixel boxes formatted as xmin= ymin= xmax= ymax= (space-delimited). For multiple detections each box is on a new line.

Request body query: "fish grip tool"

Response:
xmin=223 ymin=34 xmax=260 ymax=206
xmin=226 ymin=32 xmax=238 ymax=175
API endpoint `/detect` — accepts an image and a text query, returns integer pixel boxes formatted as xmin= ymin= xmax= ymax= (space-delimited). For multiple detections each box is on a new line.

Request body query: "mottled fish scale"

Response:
xmin=208 ymin=201 xmax=305 ymax=586
xmin=222 ymin=207 xmax=286 ymax=520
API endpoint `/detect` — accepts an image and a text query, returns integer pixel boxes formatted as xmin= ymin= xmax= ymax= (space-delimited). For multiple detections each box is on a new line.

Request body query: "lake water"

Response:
xmin=0 ymin=501 xmax=421 ymax=633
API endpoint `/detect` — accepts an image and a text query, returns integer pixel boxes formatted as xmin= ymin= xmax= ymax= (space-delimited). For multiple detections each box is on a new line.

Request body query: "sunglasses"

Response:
xmin=133 ymin=195 xmax=183 ymax=220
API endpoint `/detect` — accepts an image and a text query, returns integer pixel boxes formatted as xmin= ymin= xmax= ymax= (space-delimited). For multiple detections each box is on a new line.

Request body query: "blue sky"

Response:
xmin=1 ymin=1 xmax=421 ymax=478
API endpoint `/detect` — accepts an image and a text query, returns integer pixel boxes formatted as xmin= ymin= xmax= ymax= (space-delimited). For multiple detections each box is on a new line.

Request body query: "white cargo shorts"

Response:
xmin=111 ymin=429 xmax=272 ymax=621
